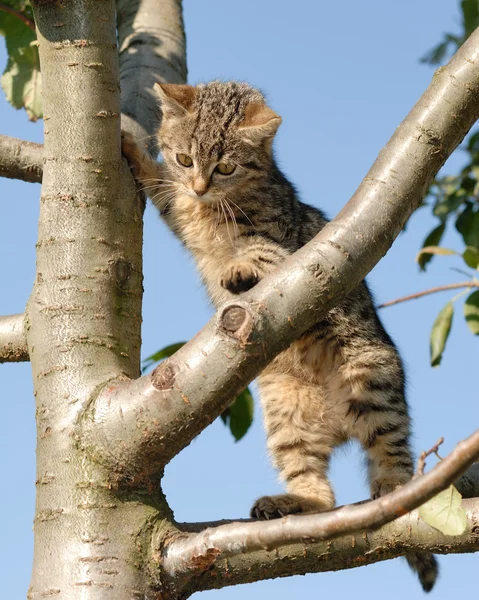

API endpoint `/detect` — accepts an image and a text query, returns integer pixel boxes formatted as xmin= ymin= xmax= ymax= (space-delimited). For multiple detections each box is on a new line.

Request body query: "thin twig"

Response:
xmin=377 ymin=281 xmax=479 ymax=309
xmin=416 ymin=437 xmax=444 ymax=476
xmin=0 ymin=3 xmax=35 ymax=30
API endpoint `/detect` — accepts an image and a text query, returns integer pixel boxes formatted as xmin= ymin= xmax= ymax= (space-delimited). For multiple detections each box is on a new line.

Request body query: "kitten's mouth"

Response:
xmin=185 ymin=190 xmax=217 ymax=204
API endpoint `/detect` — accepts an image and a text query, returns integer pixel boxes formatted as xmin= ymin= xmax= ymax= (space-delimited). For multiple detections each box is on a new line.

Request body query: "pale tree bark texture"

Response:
xmin=0 ymin=1 xmax=478 ymax=598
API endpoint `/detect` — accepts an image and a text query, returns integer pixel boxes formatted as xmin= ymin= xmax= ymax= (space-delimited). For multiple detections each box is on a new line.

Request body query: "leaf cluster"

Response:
xmin=0 ymin=0 xmax=42 ymax=120
xmin=415 ymin=1 xmax=479 ymax=365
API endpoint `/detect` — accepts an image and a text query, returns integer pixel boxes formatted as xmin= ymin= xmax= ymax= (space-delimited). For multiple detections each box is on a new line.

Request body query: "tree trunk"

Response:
xmin=27 ymin=1 xmax=185 ymax=597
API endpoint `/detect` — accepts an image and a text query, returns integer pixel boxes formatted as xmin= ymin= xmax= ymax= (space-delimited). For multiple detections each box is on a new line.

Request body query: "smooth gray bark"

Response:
xmin=0 ymin=313 xmax=28 ymax=362
xmin=28 ymin=1 xmax=149 ymax=597
xmin=82 ymin=28 xmax=479 ymax=481
xmin=0 ymin=134 xmax=42 ymax=182
xmin=26 ymin=0 xmax=189 ymax=597
xmin=117 ymin=0 xmax=187 ymax=149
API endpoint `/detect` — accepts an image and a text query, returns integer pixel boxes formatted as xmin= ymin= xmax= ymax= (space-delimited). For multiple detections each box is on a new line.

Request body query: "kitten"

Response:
xmin=121 ymin=81 xmax=438 ymax=591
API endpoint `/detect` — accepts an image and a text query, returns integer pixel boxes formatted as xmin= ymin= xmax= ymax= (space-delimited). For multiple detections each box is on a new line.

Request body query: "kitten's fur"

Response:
xmin=122 ymin=81 xmax=438 ymax=591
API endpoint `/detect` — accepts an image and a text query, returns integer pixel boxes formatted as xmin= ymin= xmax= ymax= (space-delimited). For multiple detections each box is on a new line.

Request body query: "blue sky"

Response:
xmin=0 ymin=0 xmax=477 ymax=597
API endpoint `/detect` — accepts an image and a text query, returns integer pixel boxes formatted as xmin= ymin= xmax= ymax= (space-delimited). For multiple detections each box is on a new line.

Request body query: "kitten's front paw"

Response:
xmin=121 ymin=130 xmax=143 ymax=176
xmin=250 ymin=494 xmax=326 ymax=519
xmin=220 ymin=263 xmax=260 ymax=294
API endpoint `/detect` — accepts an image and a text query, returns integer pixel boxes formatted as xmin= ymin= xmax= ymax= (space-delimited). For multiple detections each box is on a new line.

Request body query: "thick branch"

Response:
xmin=171 ymin=499 xmax=479 ymax=594
xmin=81 ymin=28 xmax=479 ymax=481
xmin=0 ymin=134 xmax=43 ymax=183
xmin=160 ymin=429 xmax=479 ymax=589
xmin=0 ymin=313 xmax=28 ymax=362
xmin=117 ymin=0 xmax=187 ymax=148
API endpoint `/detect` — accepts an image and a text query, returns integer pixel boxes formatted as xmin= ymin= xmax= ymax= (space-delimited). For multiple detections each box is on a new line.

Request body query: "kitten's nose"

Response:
xmin=192 ymin=178 xmax=209 ymax=197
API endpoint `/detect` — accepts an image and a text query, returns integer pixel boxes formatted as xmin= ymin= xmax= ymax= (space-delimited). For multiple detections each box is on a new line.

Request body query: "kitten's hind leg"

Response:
xmin=251 ymin=374 xmax=337 ymax=520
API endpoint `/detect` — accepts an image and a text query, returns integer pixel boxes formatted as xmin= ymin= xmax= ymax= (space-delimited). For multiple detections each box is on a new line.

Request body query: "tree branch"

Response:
xmin=169 ymin=499 xmax=479 ymax=595
xmin=0 ymin=134 xmax=43 ymax=183
xmin=80 ymin=27 xmax=479 ymax=482
xmin=377 ymin=281 xmax=479 ymax=309
xmin=0 ymin=3 xmax=35 ymax=31
xmin=117 ymin=0 xmax=187 ymax=149
xmin=159 ymin=429 xmax=479 ymax=591
xmin=0 ymin=313 xmax=28 ymax=362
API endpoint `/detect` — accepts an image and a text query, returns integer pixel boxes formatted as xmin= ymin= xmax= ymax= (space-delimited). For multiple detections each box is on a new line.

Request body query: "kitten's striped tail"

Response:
xmin=406 ymin=552 xmax=438 ymax=592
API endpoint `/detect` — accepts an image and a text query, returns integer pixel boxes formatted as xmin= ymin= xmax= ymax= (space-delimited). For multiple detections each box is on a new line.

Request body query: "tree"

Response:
xmin=1 ymin=1 xmax=478 ymax=599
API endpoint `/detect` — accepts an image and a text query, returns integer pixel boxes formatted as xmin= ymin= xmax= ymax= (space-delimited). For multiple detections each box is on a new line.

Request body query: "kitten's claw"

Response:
xmin=121 ymin=130 xmax=143 ymax=177
xmin=250 ymin=495 xmax=307 ymax=520
xmin=220 ymin=263 xmax=260 ymax=294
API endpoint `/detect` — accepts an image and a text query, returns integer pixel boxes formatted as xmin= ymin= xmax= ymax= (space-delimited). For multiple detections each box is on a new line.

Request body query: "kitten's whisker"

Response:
xmin=220 ymin=199 xmax=234 ymax=246
xmin=139 ymin=183 xmax=176 ymax=193
xmin=223 ymin=198 xmax=239 ymax=240
xmin=226 ymin=197 xmax=255 ymax=229
xmin=150 ymin=191 xmax=177 ymax=207
xmin=139 ymin=178 xmax=178 ymax=185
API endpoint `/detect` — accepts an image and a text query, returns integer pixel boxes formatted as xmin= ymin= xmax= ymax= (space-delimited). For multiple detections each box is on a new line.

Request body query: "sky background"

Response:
xmin=0 ymin=0 xmax=477 ymax=598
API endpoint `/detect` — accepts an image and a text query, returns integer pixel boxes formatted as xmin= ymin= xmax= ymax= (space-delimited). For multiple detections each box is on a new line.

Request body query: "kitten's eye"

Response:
xmin=215 ymin=162 xmax=236 ymax=175
xmin=177 ymin=153 xmax=193 ymax=167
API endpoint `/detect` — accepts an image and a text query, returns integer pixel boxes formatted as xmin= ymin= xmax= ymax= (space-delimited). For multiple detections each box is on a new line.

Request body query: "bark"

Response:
xmin=27 ymin=1 xmax=155 ymax=598
xmin=0 ymin=134 xmax=42 ymax=183
xmin=0 ymin=313 xmax=28 ymax=362
xmin=27 ymin=0 xmax=187 ymax=597
xmin=172 ymin=499 xmax=479 ymax=595
xmin=81 ymin=28 xmax=479 ymax=481
xmin=117 ymin=0 xmax=187 ymax=148
xmin=160 ymin=430 xmax=479 ymax=591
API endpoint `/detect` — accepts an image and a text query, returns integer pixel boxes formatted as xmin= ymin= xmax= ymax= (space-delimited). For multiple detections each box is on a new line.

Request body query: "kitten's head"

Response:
xmin=155 ymin=81 xmax=281 ymax=201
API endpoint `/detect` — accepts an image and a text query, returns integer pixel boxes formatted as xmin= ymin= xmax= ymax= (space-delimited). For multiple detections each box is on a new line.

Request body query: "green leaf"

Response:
xmin=142 ymin=341 xmax=186 ymax=372
xmin=430 ymin=302 xmax=454 ymax=367
xmin=221 ymin=388 xmax=254 ymax=442
xmin=456 ymin=205 xmax=479 ymax=248
xmin=420 ymin=34 xmax=462 ymax=65
xmin=467 ymin=130 xmax=479 ymax=153
xmin=416 ymin=245 xmax=456 ymax=268
xmin=462 ymin=0 xmax=479 ymax=37
xmin=0 ymin=10 xmax=42 ymax=120
xmin=433 ymin=190 xmax=464 ymax=221
xmin=417 ymin=224 xmax=446 ymax=270
xmin=420 ymin=40 xmax=450 ymax=65
xmin=419 ymin=485 xmax=468 ymax=536
xmin=464 ymin=290 xmax=479 ymax=335
xmin=463 ymin=246 xmax=479 ymax=269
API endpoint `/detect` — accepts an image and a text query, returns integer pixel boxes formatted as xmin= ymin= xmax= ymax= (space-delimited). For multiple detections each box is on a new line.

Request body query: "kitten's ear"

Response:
xmin=154 ymin=83 xmax=196 ymax=119
xmin=239 ymin=102 xmax=282 ymax=147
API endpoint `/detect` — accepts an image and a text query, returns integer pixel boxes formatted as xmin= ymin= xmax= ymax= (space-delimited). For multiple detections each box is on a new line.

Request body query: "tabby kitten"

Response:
xmin=121 ymin=81 xmax=438 ymax=591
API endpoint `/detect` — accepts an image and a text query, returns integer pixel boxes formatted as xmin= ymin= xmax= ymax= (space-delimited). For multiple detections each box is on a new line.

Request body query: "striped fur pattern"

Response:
xmin=121 ymin=81 xmax=438 ymax=591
